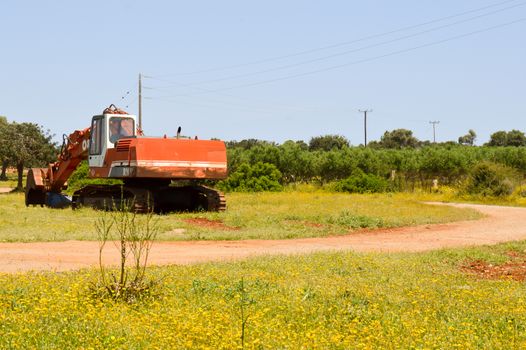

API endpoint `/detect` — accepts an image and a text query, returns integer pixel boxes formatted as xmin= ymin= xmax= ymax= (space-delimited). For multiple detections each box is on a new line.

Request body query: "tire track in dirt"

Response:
xmin=1 ymin=202 xmax=526 ymax=273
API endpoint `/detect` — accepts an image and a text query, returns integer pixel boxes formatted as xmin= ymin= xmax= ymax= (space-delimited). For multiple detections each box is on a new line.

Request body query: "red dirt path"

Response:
xmin=462 ymin=258 xmax=526 ymax=281
xmin=183 ymin=218 xmax=240 ymax=230
xmin=2 ymin=202 xmax=526 ymax=273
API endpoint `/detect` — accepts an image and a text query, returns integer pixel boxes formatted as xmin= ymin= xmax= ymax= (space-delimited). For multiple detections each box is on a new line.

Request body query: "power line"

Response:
xmin=116 ymin=85 xmax=135 ymax=107
xmin=139 ymin=3 xmax=524 ymax=120
xmin=144 ymin=96 xmax=290 ymax=115
xmin=147 ymin=2 xmax=525 ymax=88
xmin=144 ymin=76 xmax=327 ymax=114
xmin=120 ymin=90 xmax=131 ymax=101
xmin=149 ymin=0 xmax=521 ymax=78
xmin=123 ymin=96 xmax=138 ymax=109
xmin=146 ymin=18 xmax=526 ymax=98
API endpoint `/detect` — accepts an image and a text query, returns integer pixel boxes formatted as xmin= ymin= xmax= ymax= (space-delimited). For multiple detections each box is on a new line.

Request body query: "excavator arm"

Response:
xmin=25 ymin=127 xmax=90 ymax=207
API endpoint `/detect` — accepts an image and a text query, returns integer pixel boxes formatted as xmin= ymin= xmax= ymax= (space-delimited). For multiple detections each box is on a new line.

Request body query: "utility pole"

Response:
xmin=138 ymin=73 xmax=142 ymax=130
xmin=359 ymin=109 xmax=372 ymax=147
xmin=429 ymin=120 xmax=440 ymax=143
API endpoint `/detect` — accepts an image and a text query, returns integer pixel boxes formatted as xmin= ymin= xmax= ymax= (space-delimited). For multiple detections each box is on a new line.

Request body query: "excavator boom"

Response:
xmin=25 ymin=127 xmax=90 ymax=206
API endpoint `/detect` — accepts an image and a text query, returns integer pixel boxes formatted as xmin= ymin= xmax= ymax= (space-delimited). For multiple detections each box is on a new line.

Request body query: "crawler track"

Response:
xmin=72 ymin=184 xmax=225 ymax=213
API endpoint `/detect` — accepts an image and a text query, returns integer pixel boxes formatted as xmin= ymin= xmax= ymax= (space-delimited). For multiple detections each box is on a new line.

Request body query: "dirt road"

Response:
xmin=1 ymin=202 xmax=526 ymax=273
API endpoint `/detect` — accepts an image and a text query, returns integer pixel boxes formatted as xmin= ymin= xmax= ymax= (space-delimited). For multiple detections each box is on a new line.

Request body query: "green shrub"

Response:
xmin=218 ymin=162 xmax=283 ymax=192
xmin=326 ymin=210 xmax=385 ymax=229
xmin=335 ymin=171 xmax=390 ymax=194
xmin=464 ymin=162 xmax=518 ymax=197
xmin=225 ymin=142 xmax=526 ymax=188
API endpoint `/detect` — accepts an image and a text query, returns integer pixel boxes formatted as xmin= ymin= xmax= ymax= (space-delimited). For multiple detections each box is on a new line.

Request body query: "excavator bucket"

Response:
xmin=25 ymin=168 xmax=71 ymax=208
xmin=25 ymin=168 xmax=47 ymax=207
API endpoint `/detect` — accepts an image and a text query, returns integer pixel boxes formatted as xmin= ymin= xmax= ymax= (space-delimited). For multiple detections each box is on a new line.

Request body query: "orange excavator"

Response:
xmin=25 ymin=105 xmax=227 ymax=212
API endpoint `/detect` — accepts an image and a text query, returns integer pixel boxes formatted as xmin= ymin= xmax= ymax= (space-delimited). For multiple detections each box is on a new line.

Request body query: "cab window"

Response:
xmin=89 ymin=117 xmax=103 ymax=155
xmin=109 ymin=117 xmax=135 ymax=144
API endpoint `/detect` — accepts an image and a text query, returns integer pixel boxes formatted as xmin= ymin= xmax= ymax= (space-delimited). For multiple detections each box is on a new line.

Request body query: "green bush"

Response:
xmin=218 ymin=162 xmax=283 ymax=192
xmin=335 ymin=171 xmax=390 ymax=194
xmin=326 ymin=210 xmax=385 ymax=229
xmin=225 ymin=140 xmax=526 ymax=189
xmin=464 ymin=162 xmax=517 ymax=197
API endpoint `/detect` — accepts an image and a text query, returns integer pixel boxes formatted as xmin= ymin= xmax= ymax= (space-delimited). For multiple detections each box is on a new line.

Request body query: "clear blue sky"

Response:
xmin=1 ymin=0 xmax=525 ymax=145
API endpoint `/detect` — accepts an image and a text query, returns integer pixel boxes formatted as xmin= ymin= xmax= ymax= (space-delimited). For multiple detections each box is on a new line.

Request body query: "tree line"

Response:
xmin=2 ymin=116 xmax=526 ymax=193
xmin=0 ymin=116 xmax=57 ymax=189
xmin=225 ymin=129 xmax=526 ymax=191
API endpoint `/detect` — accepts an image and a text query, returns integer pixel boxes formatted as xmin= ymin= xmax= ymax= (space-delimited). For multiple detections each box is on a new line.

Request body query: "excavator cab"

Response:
xmin=88 ymin=113 xmax=137 ymax=168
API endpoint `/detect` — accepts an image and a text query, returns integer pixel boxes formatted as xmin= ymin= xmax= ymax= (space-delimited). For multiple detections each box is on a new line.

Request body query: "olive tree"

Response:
xmin=0 ymin=116 xmax=11 ymax=180
xmin=458 ymin=129 xmax=477 ymax=146
xmin=379 ymin=129 xmax=420 ymax=149
xmin=308 ymin=135 xmax=350 ymax=151
xmin=8 ymin=122 xmax=57 ymax=190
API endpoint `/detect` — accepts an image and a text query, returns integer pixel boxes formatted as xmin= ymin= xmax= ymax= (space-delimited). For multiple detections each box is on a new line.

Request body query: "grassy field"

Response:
xmin=1 ymin=241 xmax=526 ymax=349
xmin=0 ymin=180 xmax=17 ymax=189
xmin=0 ymin=191 xmax=480 ymax=242
xmin=410 ymin=184 xmax=526 ymax=207
xmin=0 ymin=171 xmax=20 ymax=189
